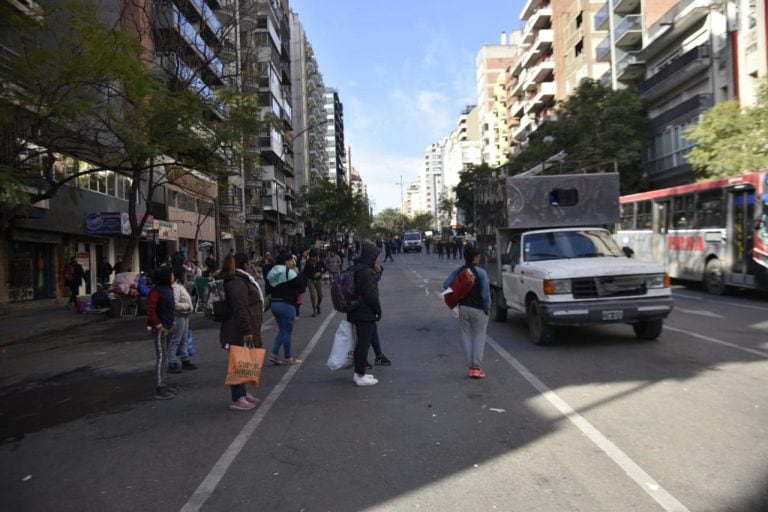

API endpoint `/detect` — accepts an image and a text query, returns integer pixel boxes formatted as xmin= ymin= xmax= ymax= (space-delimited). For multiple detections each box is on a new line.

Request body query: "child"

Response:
xmin=146 ymin=267 xmax=176 ymax=399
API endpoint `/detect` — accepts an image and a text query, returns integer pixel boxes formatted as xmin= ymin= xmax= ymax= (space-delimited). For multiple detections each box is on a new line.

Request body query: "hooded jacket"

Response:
xmin=347 ymin=243 xmax=382 ymax=323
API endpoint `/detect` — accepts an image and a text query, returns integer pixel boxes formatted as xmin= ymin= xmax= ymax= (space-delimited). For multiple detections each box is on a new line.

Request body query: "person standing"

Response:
xmin=348 ymin=242 xmax=382 ymax=386
xmin=204 ymin=254 xmax=217 ymax=277
xmin=442 ymin=245 xmax=491 ymax=378
xmin=383 ymin=238 xmax=394 ymax=262
xmin=219 ymin=253 xmax=264 ymax=411
xmin=267 ymin=252 xmax=306 ymax=365
xmin=146 ymin=267 xmax=176 ymax=399
xmin=324 ymin=249 xmax=342 ymax=284
xmin=64 ymin=256 xmax=86 ymax=309
xmin=112 ymin=256 xmax=124 ymax=275
xmin=168 ymin=268 xmax=196 ymax=374
xmin=97 ymin=256 xmax=113 ymax=288
xmin=302 ymin=249 xmax=325 ymax=317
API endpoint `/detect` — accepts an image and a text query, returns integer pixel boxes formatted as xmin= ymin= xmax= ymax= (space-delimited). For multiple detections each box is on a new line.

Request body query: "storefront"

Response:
xmin=7 ymin=230 xmax=61 ymax=303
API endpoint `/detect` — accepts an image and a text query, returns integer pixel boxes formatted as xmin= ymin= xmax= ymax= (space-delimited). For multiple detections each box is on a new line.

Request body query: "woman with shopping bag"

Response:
xmin=219 ymin=253 xmax=265 ymax=411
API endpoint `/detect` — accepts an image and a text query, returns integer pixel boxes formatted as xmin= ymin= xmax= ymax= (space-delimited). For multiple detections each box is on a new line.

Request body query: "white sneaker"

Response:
xmin=354 ymin=373 xmax=378 ymax=386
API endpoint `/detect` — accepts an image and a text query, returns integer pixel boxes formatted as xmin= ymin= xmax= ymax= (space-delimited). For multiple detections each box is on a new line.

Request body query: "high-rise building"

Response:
xmin=323 ymin=88 xmax=345 ymax=186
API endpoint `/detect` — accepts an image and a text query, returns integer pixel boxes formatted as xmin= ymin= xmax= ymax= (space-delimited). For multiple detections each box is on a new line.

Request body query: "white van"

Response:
xmin=403 ymin=231 xmax=423 ymax=252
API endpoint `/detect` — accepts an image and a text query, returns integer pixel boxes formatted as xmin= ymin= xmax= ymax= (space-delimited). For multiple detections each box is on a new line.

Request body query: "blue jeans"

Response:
xmin=270 ymin=301 xmax=296 ymax=359
xmin=231 ymin=384 xmax=247 ymax=402
xmin=168 ymin=315 xmax=189 ymax=366
xmin=371 ymin=322 xmax=382 ymax=357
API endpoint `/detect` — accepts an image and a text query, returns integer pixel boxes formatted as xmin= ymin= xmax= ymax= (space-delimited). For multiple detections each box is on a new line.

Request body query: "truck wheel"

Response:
xmin=527 ymin=299 xmax=554 ymax=345
xmin=704 ymin=259 xmax=726 ymax=295
xmin=632 ymin=319 xmax=663 ymax=340
xmin=490 ymin=288 xmax=507 ymax=322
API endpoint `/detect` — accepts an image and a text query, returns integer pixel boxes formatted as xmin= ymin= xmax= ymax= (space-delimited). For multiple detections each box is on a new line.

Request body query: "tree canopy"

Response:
xmin=0 ymin=0 xmax=266 ymax=260
xmin=686 ymin=80 xmax=768 ymax=178
xmin=507 ymin=79 xmax=648 ymax=194
xmin=371 ymin=208 xmax=403 ymax=237
xmin=297 ymin=179 xmax=369 ymax=241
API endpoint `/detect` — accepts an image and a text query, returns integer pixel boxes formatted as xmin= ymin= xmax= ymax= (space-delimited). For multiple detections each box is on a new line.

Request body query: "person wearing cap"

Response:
xmin=219 ymin=253 xmax=265 ymax=411
xmin=267 ymin=252 xmax=306 ymax=365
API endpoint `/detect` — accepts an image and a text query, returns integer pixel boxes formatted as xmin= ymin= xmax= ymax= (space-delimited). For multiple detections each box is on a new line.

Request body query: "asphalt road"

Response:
xmin=1 ymin=251 xmax=767 ymax=512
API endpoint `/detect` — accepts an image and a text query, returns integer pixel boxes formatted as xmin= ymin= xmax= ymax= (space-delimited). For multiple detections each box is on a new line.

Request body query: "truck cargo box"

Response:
xmin=504 ymin=172 xmax=619 ymax=229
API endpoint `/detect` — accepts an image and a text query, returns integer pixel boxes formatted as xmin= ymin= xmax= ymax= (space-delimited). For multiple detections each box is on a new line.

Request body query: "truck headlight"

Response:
xmin=543 ymin=279 xmax=571 ymax=295
xmin=646 ymin=273 xmax=670 ymax=288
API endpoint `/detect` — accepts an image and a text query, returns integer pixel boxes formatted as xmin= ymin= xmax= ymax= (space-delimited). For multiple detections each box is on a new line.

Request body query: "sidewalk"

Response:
xmin=0 ymin=304 xmax=112 ymax=346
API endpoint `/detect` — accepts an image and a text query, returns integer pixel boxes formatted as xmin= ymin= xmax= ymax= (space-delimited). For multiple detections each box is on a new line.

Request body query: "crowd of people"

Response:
xmin=69 ymin=235 xmax=488 ymax=408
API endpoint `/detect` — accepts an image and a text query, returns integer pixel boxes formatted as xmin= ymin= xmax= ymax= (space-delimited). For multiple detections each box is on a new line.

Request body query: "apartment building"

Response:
xmin=0 ymin=0 xmax=227 ymax=308
xmin=477 ymin=40 xmax=519 ymax=166
xmin=324 ymin=88 xmax=346 ymax=186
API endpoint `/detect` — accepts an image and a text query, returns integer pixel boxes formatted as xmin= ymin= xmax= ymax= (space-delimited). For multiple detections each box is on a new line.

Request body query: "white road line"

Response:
xmin=423 ymin=286 xmax=688 ymax=511
xmin=674 ymin=308 xmax=724 ymax=318
xmin=486 ymin=335 xmax=691 ymax=512
xmin=179 ymin=312 xmax=337 ymax=512
xmin=673 ymin=291 xmax=768 ymax=312
xmin=664 ymin=325 xmax=768 ymax=358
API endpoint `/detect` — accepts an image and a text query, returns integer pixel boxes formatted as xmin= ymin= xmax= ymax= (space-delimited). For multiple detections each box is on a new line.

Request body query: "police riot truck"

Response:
xmin=481 ymin=172 xmax=673 ymax=345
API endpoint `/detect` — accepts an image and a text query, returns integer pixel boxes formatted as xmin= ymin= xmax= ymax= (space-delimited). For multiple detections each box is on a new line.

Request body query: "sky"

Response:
xmin=289 ymin=0 xmax=526 ymax=213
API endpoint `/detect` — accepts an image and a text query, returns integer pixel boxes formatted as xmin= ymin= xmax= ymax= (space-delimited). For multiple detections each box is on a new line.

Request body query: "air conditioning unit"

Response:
xmin=260 ymin=187 xmax=272 ymax=196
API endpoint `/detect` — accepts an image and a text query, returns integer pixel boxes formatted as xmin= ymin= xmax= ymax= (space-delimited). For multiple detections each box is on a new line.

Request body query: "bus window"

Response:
xmin=695 ymin=189 xmax=724 ymax=228
xmin=637 ymin=200 xmax=652 ymax=229
xmin=620 ymin=203 xmax=635 ymax=229
xmin=673 ymin=194 xmax=695 ymax=229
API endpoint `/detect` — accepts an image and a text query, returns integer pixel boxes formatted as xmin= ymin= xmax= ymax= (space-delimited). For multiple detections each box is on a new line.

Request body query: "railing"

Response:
xmin=594 ymin=1 xmax=609 ymax=30
xmin=614 ymin=14 xmax=641 ymax=44
xmin=637 ymin=44 xmax=709 ymax=95
xmin=596 ymin=35 xmax=611 ymax=61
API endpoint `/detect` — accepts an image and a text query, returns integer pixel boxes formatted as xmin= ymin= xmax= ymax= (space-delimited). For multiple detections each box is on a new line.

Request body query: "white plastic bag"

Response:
xmin=327 ymin=320 xmax=356 ymax=370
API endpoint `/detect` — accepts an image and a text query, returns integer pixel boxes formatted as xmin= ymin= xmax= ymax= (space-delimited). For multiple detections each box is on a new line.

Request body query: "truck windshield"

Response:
xmin=524 ymin=230 xmax=623 ymax=262
xmin=404 ymin=233 xmax=420 ymax=241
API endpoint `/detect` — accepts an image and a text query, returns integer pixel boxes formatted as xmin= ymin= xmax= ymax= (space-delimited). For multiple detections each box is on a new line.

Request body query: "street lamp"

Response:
xmin=396 ymin=175 xmax=405 ymax=234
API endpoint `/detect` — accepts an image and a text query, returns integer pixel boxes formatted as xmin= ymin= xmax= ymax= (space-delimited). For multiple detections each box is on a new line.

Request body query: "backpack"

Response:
xmin=204 ymin=279 xmax=231 ymax=322
xmin=64 ymin=263 xmax=75 ymax=281
xmin=443 ymin=266 xmax=477 ymax=310
xmin=331 ymin=268 xmax=360 ymax=313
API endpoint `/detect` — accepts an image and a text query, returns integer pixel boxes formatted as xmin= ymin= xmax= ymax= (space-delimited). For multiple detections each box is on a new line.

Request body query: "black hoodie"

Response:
xmin=347 ymin=243 xmax=381 ymax=323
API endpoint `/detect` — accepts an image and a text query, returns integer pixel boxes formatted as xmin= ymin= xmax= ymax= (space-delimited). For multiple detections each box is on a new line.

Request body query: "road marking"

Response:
xmin=423 ymin=282 xmax=688 ymax=512
xmin=180 ymin=311 xmax=337 ymax=512
xmin=673 ymin=291 xmax=768 ymax=312
xmin=664 ymin=325 xmax=768 ymax=358
xmin=486 ymin=335 xmax=691 ymax=512
xmin=674 ymin=308 xmax=724 ymax=318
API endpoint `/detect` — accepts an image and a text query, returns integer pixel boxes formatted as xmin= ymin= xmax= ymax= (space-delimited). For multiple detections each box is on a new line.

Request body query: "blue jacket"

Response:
xmin=443 ymin=264 xmax=490 ymax=314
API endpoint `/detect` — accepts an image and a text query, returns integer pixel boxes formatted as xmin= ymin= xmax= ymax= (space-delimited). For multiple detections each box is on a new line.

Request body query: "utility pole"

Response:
xmin=396 ymin=175 xmax=405 ymax=235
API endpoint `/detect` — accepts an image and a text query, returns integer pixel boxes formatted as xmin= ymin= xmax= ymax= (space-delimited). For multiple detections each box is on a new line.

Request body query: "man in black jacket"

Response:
xmin=347 ymin=242 xmax=382 ymax=386
xmin=302 ymin=249 xmax=325 ymax=317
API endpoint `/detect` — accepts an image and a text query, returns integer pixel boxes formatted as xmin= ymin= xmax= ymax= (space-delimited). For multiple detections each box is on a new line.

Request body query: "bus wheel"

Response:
xmin=704 ymin=259 xmax=726 ymax=295
xmin=527 ymin=299 xmax=554 ymax=345
xmin=490 ymin=288 xmax=507 ymax=322
xmin=632 ymin=319 xmax=663 ymax=340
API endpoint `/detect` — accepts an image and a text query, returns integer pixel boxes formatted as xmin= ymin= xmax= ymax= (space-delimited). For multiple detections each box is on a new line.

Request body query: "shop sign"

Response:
xmin=76 ymin=251 xmax=90 ymax=270
xmin=85 ymin=212 xmax=131 ymax=235
xmin=153 ymin=220 xmax=178 ymax=241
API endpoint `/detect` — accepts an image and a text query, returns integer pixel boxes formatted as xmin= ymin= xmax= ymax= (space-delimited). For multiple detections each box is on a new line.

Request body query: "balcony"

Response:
xmin=615 ymin=51 xmax=645 ymax=82
xmin=613 ymin=0 xmax=641 ymax=15
xmin=528 ymin=81 xmax=556 ymax=113
xmin=530 ymin=58 xmax=555 ymax=83
xmin=511 ymin=98 xmax=526 ymax=118
xmin=596 ymin=35 xmax=611 ymax=62
xmin=614 ymin=15 xmax=642 ymax=49
xmin=637 ymin=44 xmax=710 ymax=100
xmin=528 ymin=6 xmax=552 ymax=30
xmin=521 ymin=0 xmax=550 ymax=21
xmin=521 ymin=47 xmax=540 ymax=69
xmin=594 ymin=2 xmax=609 ymax=31
xmin=532 ymin=29 xmax=554 ymax=54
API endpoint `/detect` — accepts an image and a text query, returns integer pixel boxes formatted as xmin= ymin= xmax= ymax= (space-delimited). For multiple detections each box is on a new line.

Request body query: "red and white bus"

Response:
xmin=616 ymin=171 xmax=768 ymax=294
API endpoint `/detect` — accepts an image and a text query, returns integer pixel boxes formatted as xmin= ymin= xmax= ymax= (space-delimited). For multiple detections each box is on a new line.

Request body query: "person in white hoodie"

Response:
xmin=168 ymin=268 xmax=196 ymax=373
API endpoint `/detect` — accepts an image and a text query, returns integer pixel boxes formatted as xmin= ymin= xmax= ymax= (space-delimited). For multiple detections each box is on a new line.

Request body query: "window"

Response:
xmin=695 ymin=190 xmax=724 ymax=228
xmin=672 ymin=193 xmax=695 ymax=228
xmin=620 ymin=203 xmax=635 ymax=229
xmin=636 ymin=200 xmax=652 ymax=229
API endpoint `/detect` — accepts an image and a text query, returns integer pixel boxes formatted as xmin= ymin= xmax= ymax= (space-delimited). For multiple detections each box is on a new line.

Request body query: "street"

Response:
xmin=2 ymin=252 xmax=768 ymax=512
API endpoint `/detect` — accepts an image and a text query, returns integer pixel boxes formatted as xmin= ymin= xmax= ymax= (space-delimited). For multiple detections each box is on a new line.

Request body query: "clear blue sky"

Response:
xmin=289 ymin=1 xmax=526 ymax=213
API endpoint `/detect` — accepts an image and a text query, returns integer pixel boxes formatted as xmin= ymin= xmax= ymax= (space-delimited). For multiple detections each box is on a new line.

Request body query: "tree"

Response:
xmin=408 ymin=212 xmax=435 ymax=232
xmin=297 ymin=179 xmax=369 ymax=242
xmin=371 ymin=208 xmax=402 ymax=237
xmin=508 ymin=79 xmax=648 ymax=194
xmin=437 ymin=192 xmax=455 ymax=229
xmin=0 ymin=1 xmax=266 ymax=262
xmin=686 ymin=81 xmax=768 ymax=178
xmin=454 ymin=163 xmax=496 ymax=229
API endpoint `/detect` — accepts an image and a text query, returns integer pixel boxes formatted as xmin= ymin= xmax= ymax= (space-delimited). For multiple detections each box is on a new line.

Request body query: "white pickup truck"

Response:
xmin=484 ymin=173 xmax=674 ymax=345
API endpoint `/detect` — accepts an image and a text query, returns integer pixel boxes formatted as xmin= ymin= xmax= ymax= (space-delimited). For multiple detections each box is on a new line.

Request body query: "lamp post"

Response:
xmin=396 ymin=175 xmax=405 ymax=235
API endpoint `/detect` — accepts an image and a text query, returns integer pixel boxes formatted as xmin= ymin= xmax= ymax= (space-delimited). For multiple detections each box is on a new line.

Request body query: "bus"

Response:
xmin=616 ymin=171 xmax=768 ymax=294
